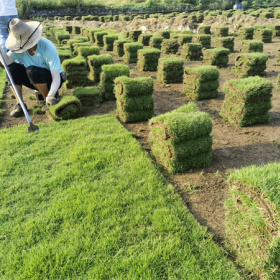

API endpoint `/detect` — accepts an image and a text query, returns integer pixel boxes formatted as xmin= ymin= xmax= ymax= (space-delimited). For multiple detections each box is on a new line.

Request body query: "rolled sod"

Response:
xmin=87 ymin=54 xmax=114 ymax=84
xmin=114 ymin=76 xmax=154 ymax=122
xmin=78 ymin=46 xmax=100 ymax=58
xmin=62 ymin=56 xmax=91 ymax=89
xmin=198 ymin=25 xmax=211 ymax=34
xmin=47 ymin=95 xmax=81 ymax=121
xmin=214 ymin=37 xmax=234 ymax=52
xmin=72 ymin=26 xmax=82 ymax=35
xmin=149 ymin=36 xmax=164 ymax=49
xmin=138 ymin=34 xmax=153 ymax=46
xmin=161 ymin=39 xmax=179 ymax=54
xmin=67 ymin=37 xmax=89 ymax=52
xmin=232 ymin=52 xmax=268 ymax=78
xmin=149 ymin=103 xmax=212 ymax=173
xmin=72 ymin=42 xmax=91 ymax=56
xmin=94 ymin=32 xmax=108 ymax=47
xmin=73 ymin=87 xmax=102 ymax=106
xmin=202 ymin=47 xmax=230 ymax=67
xmin=193 ymin=35 xmax=211 ymax=49
xmin=103 ymin=35 xmax=119 ymax=51
xmin=157 ymin=57 xmax=184 ymax=84
xmin=184 ymin=65 xmax=219 ymax=100
xmin=220 ymin=76 xmax=273 ymax=126
xmin=88 ymin=28 xmax=103 ymax=43
xmin=123 ymin=43 xmax=143 ymax=64
xmin=57 ymin=46 xmax=72 ymax=62
xmin=159 ymin=30 xmax=171 ymax=39
xmin=239 ymin=27 xmax=254 ymax=40
xmin=215 ymin=26 xmax=229 ymax=37
xmin=177 ymin=34 xmax=192 ymax=46
xmin=100 ymin=64 xmax=130 ymax=100
xmin=182 ymin=43 xmax=203 ymax=61
xmin=137 ymin=48 xmax=161 ymax=71
xmin=240 ymin=39 xmax=263 ymax=53
xmin=113 ymin=39 xmax=130 ymax=58
xmin=129 ymin=30 xmax=142 ymax=42
xmin=55 ymin=31 xmax=70 ymax=44
xmin=254 ymin=28 xmax=273 ymax=43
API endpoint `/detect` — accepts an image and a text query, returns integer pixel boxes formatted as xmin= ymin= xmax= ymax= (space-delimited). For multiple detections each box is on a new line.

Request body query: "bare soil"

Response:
xmin=2 ymin=16 xmax=280 ymax=249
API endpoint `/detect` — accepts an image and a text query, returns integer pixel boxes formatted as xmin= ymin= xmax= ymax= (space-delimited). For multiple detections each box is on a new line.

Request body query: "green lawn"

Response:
xmin=0 ymin=115 xmax=239 ymax=279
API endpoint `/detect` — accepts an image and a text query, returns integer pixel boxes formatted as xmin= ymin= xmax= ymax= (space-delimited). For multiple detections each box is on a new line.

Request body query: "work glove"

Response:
xmin=46 ymin=95 xmax=58 ymax=106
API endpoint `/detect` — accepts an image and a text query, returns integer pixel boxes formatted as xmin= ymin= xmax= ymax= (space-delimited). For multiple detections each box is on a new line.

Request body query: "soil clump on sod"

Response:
xmin=1 ymin=17 xmax=280 ymax=262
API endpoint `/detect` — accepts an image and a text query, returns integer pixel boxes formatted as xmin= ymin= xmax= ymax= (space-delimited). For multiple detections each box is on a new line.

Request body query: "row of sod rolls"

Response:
xmin=220 ymin=76 xmax=273 ymax=127
xmin=183 ymin=66 xmax=220 ymax=100
xmin=115 ymin=76 xmax=154 ymax=123
xmin=203 ymin=47 xmax=230 ymax=67
xmin=149 ymin=103 xmax=212 ymax=173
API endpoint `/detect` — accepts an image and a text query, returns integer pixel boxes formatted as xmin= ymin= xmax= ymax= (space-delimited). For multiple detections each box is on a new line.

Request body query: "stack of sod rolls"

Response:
xmin=254 ymin=24 xmax=280 ymax=37
xmin=149 ymin=102 xmax=213 ymax=173
xmin=214 ymin=37 xmax=234 ymax=52
xmin=231 ymin=53 xmax=268 ymax=78
xmin=215 ymin=26 xmax=229 ymax=37
xmin=73 ymin=87 xmax=102 ymax=106
xmin=55 ymin=31 xmax=70 ymax=44
xmin=159 ymin=30 xmax=170 ymax=39
xmin=240 ymin=40 xmax=263 ymax=53
xmin=114 ymin=76 xmax=154 ymax=123
xmin=62 ymin=56 xmax=90 ymax=89
xmin=47 ymin=95 xmax=81 ymax=121
xmin=157 ymin=57 xmax=184 ymax=84
xmin=149 ymin=36 xmax=164 ymax=49
xmin=220 ymin=76 xmax=273 ymax=126
xmin=67 ymin=37 xmax=88 ymax=53
xmin=138 ymin=34 xmax=153 ymax=46
xmin=182 ymin=43 xmax=203 ymax=61
xmin=177 ymin=34 xmax=192 ymax=46
xmin=72 ymin=26 xmax=82 ymax=35
xmin=239 ymin=27 xmax=254 ymax=40
xmin=63 ymin=25 xmax=72 ymax=33
xmin=198 ymin=25 xmax=211 ymax=34
xmin=57 ymin=46 xmax=72 ymax=62
xmin=123 ymin=43 xmax=143 ymax=63
xmin=78 ymin=46 xmax=100 ymax=58
xmin=72 ymin=42 xmax=91 ymax=56
xmin=88 ymin=28 xmax=103 ymax=43
xmin=202 ymin=47 xmax=230 ymax=67
xmin=183 ymin=66 xmax=219 ymax=100
xmin=94 ymin=32 xmax=108 ymax=47
xmin=100 ymin=64 xmax=130 ymax=100
xmin=129 ymin=30 xmax=142 ymax=42
xmin=254 ymin=28 xmax=273 ymax=43
xmin=88 ymin=54 xmax=114 ymax=84
xmin=103 ymin=35 xmax=118 ymax=51
xmin=137 ymin=48 xmax=161 ymax=71
xmin=161 ymin=39 xmax=180 ymax=54
xmin=194 ymin=35 xmax=211 ymax=49
xmin=113 ymin=39 xmax=130 ymax=58
xmin=225 ymin=167 xmax=280 ymax=278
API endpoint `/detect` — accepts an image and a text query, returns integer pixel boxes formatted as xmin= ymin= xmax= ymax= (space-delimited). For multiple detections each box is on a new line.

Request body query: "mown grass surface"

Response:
xmin=0 ymin=115 xmax=240 ymax=279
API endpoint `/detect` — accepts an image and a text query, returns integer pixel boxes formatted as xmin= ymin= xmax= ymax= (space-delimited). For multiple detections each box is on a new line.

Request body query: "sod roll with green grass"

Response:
xmin=55 ymin=31 xmax=70 ymax=44
xmin=193 ymin=35 xmax=211 ymax=49
xmin=72 ymin=42 xmax=91 ymax=56
xmin=100 ymin=64 xmax=130 ymax=100
xmin=239 ymin=27 xmax=254 ymax=40
xmin=72 ymin=26 xmax=82 ymax=35
xmin=198 ymin=25 xmax=211 ymax=34
xmin=57 ymin=46 xmax=72 ymax=62
xmin=149 ymin=103 xmax=213 ymax=173
xmin=123 ymin=42 xmax=143 ymax=64
xmin=137 ymin=48 xmax=161 ymax=72
xmin=94 ymin=32 xmax=108 ymax=47
xmin=240 ymin=39 xmax=263 ymax=53
xmin=149 ymin=36 xmax=164 ymax=49
xmin=220 ymin=76 xmax=273 ymax=126
xmin=73 ymin=87 xmax=102 ymax=106
xmin=87 ymin=54 xmax=114 ymax=84
xmin=232 ymin=53 xmax=268 ymax=78
xmin=138 ymin=34 xmax=153 ymax=46
xmin=203 ymin=47 xmax=230 ymax=67
xmin=0 ymin=114 xmax=240 ymax=278
xmin=215 ymin=26 xmax=229 ymax=37
xmin=184 ymin=66 xmax=219 ymax=100
xmin=161 ymin=39 xmax=179 ymax=54
xmin=182 ymin=43 xmax=203 ymax=61
xmin=114 ymin=76 xmax=154 ymax=122
xmin=47 ymin=95 xmax=81 ymax=120
xmin=157 ymin=57 xmax=184 ymax=84
xmin=254 ymin=28 xmax=273 ymax=43
xmin=62 ymin=56 xmax=91 ymax=89
xmin=214 ymin=37 xmax=234 ymax=52
xmin=129 ymin=30 xmax=142 ymax=42
xmin=159 ymin=30 xmax=170 ymax=39
xmin=78 ymin=46 xmax=100 ymax=58
xmin=225 ymin=163 xmax=280 ymax=278
xmin=177 ymin=34 xmax=193 ymax=45
xmin=88 ymin=28 xmax=103 ymax=43
xmin=103 ymin=35 xmax=119 ymax=51
xmin=113 ymin=39 xmax=130 ymax=58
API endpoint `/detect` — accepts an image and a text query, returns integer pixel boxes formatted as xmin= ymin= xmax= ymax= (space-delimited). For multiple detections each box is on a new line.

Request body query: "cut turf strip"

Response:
xmin=0 ymin=115 xmax=239 ymax=279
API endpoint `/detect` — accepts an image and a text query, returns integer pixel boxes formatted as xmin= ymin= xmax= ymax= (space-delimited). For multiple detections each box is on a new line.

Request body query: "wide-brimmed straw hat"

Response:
xmin=5 ymin=18 xmax=42 ymax=53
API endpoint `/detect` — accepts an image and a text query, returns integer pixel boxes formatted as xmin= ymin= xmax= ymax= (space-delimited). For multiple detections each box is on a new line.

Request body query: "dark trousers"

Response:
xmin=8 ymin=62 xmax=62 ymax=91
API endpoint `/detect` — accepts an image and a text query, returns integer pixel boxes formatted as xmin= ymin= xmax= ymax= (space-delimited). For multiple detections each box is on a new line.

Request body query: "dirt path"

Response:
xmin=1 ymin=19 xmax=280 ymax=248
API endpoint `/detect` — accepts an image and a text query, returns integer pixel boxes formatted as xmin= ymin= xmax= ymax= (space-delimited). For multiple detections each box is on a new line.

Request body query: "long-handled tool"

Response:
xmin=0 ymin=51 xmax=40 ymax=133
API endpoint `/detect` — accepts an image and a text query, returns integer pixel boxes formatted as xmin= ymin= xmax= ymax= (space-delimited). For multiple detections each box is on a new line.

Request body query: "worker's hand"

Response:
xmin=46 ymin=95 xmax=58 ymax=106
